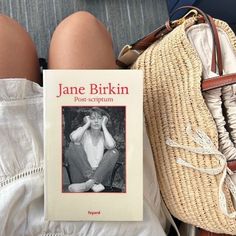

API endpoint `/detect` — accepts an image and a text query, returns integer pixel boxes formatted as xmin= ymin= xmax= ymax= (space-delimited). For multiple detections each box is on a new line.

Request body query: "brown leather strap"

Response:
xmin=170 ymin=7 xmax=223 ymax=76
xmin=227 ymin=160 xmax=236 ymax=172
xmin=131 ymin=6 xmax=204 ymax=51
xmin=115 ymin=24 xmax=172 ymax=66
xmin=202 ymin=73 xmax=236 ymax=91
xmin=131 ymin=6 xmax=215 ymax=52
xmin=118 ymin=6 xmax=222 ymax=72
xmin=207 ymin=15 xmax=223 ymax=76
xmin=130 ymin=24 xmax=172 ymax=51
xmin=117 ymin=6 xmax=236 ymax=91
xmin=200 ymin=15 xmax=233 ymax=91
xmin=198 ymin=228 xmax=232 ymax=236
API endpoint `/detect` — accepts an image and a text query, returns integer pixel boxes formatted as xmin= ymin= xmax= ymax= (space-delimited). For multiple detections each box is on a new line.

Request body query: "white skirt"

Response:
xmin=0 ymin=79 xmax=168 ymax=236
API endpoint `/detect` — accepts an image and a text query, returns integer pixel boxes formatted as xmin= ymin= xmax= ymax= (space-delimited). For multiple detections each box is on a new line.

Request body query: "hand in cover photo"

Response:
xmin=62 ymin=106 xmax=125 ymax=193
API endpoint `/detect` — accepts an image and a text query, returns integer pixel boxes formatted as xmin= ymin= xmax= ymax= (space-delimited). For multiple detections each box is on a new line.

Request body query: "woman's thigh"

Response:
xmin=48 ymin=11 xmax=117 ymax=69
xmin=0 ymin=15 xmax=40 ymax=83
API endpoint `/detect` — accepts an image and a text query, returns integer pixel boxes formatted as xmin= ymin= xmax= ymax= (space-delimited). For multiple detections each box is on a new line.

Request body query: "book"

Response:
xmin=44 ymin=70 xmax=143 ymax=221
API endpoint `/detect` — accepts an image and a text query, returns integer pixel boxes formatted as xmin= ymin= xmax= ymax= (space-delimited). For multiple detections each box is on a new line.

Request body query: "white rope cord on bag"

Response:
xmin=166 ymin=125 xmax=236 ymax=218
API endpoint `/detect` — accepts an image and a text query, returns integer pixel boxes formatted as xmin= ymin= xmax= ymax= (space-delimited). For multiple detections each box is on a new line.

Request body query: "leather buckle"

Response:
xmin=117 ymin=45 xmax=142 ymax=67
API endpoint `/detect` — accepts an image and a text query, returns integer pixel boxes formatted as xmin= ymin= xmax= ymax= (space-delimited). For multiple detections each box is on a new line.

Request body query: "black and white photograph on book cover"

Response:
xmin=62 ymin=106 xmax=126 ymax=193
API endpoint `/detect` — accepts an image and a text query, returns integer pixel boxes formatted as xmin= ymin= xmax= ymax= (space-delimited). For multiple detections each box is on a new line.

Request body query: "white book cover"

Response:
xmin=44 ymin=70 xmax=143 ymax=221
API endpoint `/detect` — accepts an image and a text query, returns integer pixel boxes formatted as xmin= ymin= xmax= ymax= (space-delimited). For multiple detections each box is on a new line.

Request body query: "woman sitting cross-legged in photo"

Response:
xmin=67 ymin=107 xmax=119 ymax=192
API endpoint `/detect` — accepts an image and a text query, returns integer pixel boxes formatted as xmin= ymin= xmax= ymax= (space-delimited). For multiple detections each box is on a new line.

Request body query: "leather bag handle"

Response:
xmin=169 ymin=6 xmax=223 ymax=75
xmin=117 ymin=7 xmax=236 ymax=170
xmin=117 ymin=6 xmax=222 ymax=73
xmin=117 ymin=6 xmax=214 ymax=67
xmin=117 ymin=6 xmax=236 ymax=90
xmin=169 ymin=6 xmax=223 ymax=76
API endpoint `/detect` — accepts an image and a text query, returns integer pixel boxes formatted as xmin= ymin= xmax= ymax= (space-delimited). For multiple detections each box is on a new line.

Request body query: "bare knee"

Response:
xmin=53 ymin=11 xmax=111 ymax=41
xmin=106 ymin=148 xmax=119 ymax=159
xmin=0 ymin=14 xmax=13 ymax=25
xmin=57 ymin=11 xmax=99 ymax=28
xmin=0 ymin=14 xmax=33 ymax=47
xmin=0 ymin=14 xmax=40 ymax=83
xmin=0 ymin=14 xmax=25 ymax=44
xmin=0 ymin=14 xmax=18 ymax=27
xmin=49 ymin=11 xmax=116 ymax=69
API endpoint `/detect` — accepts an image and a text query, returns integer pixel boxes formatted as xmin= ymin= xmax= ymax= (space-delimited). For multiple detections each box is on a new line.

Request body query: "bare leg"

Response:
xmin=48 ymin=11 xmax=117 ymax=69
xmin=51 ymin=12 xmax=118 ymax=192
xmin=0 ymin=15 xmax=40 ymax=83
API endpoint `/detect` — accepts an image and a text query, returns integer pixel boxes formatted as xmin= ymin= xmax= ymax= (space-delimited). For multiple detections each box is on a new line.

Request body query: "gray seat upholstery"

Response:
xmin=0 ymin=0 xmax=168 ymax=58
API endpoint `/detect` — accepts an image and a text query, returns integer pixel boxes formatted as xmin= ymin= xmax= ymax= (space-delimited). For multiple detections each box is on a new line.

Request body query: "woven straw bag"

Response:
xmin=118 ymin=6 xmax=236 ymax=234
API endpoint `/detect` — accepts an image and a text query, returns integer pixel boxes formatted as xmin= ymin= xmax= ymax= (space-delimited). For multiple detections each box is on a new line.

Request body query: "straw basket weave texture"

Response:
xmin=132 ymin=18 xmax=236 ymax=234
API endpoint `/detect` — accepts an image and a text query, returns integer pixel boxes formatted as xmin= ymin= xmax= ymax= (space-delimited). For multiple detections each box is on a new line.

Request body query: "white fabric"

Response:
xmin=187 ymin=24 xmax=236 ymax=160
xmin=186 ymin=24 xmax=236 ymax=215
xmin=0 ymin=78 xmax=168 ymax=236
xmin=82 ymin=130 xmax=104 ymax=168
